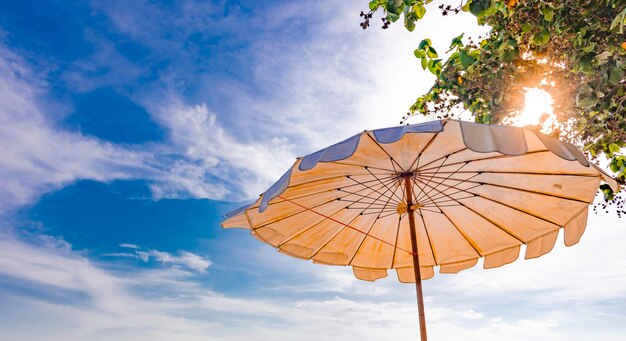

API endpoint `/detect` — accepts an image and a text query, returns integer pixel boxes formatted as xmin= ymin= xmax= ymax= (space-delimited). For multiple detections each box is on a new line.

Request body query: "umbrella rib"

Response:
xmin=265 ymin=174 xmax=394 ymax=205
xmin=407 ymin=129 xmax=446 ymax=172
xmin=416 ymin=178 xmax=523 ymax=252
xmin=414 ymin=174 xmax=563 ymax=232
xmin=413 ymin=162 xmax=469 ymax=204
xmin=436 ymin=206 xmax=485 ymax=258
xmin=346 ymin=182 xmax=413 ymax=265
xmin=418 ymin=170 xmax=600 ymax=178
xmin=365 ymin=166 xmax=404 ymax=202
xmin=420 ymin=174 xmax=594 ymax=204
xmin=416 ymin=149 xmax=553 ymax=173
xmin=420 ymin=196 xmax=479 ymax=207
xmin=390 ymin=216 xmax=403 ymax=268
xmin=345 ymin=175 xmax=402 ymax=208
xmin=251 ymin=197 xmax=341 ymax=230
xmin=306 ymin=210 xmax=367 ymax=262
xmin=414 ymin=146 xmax=468 ymax=173
xmin=276 ymin=195 xmax=414 ymax=257
xmin=358 ymin=208 xmax=399 ymax=215
xmin=412 ymin=155 xmax=451 ymax=203
xmin=338 ymin=176 xmax=400 ymax=203
xmin=326 ymin=160 xmax=396 ymax=173
xmin=365 ymin=132 xmax=407 ymax=173
xmin=276 ymin=202 xmax=362 ymax=248
xmin=413 ymin=175 xmax=483 ymax=205
xmin=416 ymin=208 xmax=439 ymax=266
xmin=339 ymin=182 xmax=401 ymax=212
xmin=371 ymin=175 xmax=404 ymax=218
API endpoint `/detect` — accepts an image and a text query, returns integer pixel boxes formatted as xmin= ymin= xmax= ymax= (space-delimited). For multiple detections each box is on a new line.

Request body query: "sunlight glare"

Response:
xmin=512 ymin=87 xmax=555 ymax=130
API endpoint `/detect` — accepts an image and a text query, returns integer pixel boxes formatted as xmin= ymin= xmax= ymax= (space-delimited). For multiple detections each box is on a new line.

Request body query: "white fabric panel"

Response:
xmin=564 ymin=208 xmax=589 ymax=246
xmin=462 ymin=151 xmax=597 ymax=175
xmin=442 ymin=206 xmax=520 ymax=256
xmin=247 ymin=190 xmax=339 ymax=228
xmin=468 ymin=184 xmax=589 ymax=226
xmin=374 ymin=132 xmax=438 ymax=171
xmin=470 ymin=173 xmax=600 ymax=203
xmin=439 ymin=258 xmax=478 ymax=274
xmin=312 ymin=252 xmax=350 ymax=265
xmin=483 ymin=246 xmax=520 ymax=269
xmin=252 ymin=199 xmax=347 ymax=245
xmin=591 ymin=163 xmax=619 ymax=192
xmin=524 ymin=129 xmax=550 ymax=152
xmin=414 ymin=121 xmax=467 ymax=169
xmin=351 ymin=214 xmax=400 ymax=268
xmin=397 ymin=266 xmax=434 ymax=282
xmin=280 ymin=209 xmax=364 ymax=259
xmin=288 ymin=160 xmax=381 ymax=188
xmin=278 ymin=244 xmax=314 ymax=259
xmin=421 ymin=210 xmax=480 ymax=264
xmin=221 ymin=213 xmax=250 ymax=229
xmin=313 ymin=214 xmax=379 ymax=266
xmin=353 ymin=267 xmax=388 ymax=282
xmin=393 ymin=213 xmax=436 ymax=268
xmin=460 ymin=196 xmax=559 ymax=242
xmin=525 ymin=230 xmax=559 ymax=259
xmin=336 ymin=132 xmax=404 ymax=171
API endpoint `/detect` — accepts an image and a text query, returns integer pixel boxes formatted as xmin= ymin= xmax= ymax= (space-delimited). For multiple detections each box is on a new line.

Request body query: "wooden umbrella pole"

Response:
xmin=403 ymin=174 xmax=427 ymax=341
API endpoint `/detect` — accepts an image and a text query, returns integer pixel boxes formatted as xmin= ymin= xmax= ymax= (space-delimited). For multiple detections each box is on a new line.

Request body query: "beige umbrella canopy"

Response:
xmin=222 ymin=119 xmax=617 ymax=340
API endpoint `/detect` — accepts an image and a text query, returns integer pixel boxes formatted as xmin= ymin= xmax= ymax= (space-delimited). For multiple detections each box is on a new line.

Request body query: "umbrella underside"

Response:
xmin=223 ymin=120 xmax=616 ymax=282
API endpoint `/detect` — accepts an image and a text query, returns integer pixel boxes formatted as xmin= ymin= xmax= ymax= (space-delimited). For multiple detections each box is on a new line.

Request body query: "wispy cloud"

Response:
xmin=0 ymin=42 xmax=158 ymax=212
xmin=105 ymin=244 xmax=212 ymax=272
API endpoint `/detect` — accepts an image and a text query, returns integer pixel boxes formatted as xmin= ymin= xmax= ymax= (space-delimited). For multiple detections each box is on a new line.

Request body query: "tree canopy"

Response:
xmin=362 ymin=0 xmax=626 ymax=206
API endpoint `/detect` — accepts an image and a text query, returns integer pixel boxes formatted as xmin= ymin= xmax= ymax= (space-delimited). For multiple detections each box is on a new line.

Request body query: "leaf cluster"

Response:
xmin=367 ymin=0 xmax=626 ymax=194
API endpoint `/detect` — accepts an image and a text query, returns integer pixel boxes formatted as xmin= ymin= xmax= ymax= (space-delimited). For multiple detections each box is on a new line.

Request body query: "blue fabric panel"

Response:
xmin=299 ymin=133 xmax=361 ymax=171
xmin=298 ymin=149 xmax=325 ymax=171
xmin=224 ymin=203 xmax=252 ymax=218
xmin=533 ymin=131 xmax=589 ymax=167
xmin=372 ymin=120 xmax=443 ymax=144
xmin=260 ymin=168 xmax=293 ymax=212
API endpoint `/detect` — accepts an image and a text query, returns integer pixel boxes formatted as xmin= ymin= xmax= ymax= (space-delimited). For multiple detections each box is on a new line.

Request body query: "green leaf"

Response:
xmin=521 ymin=23 xmax=532 ymax=33
xmin=449 ymin=33 xmax=464 ymax=50
xmin=540 ymin=8 xmax=554 ymax=22
xmin=469 ymin=0 xmax=491 ymax=17
xmin=427 ymin=46 xmax=438 ymax=58
xmin=610 ymin=7 xmax=626 ymax=33
xmin=418 ymin=39 xmax=431 ymax=50
xmin=576 ymin=93 xmax=598 ymax=109
xmin=533 ymin=28 xmax=550 ymax=45
xmin=609 ymin=143 xmax=621 ymax=154
xmin=421 ymin=57 xmax=428 ymax=70
xmin=414 ymin=49 xmax=426 ymax=59
xmin=413 ymin=3 xmax=426 ymax=19
xmin=600 ymin=184 xmax=614 ymax=201
xmin=459 ymin=50 xmax=476 ymax=69
xmin=428 ymin=59 xmax=443 ymax=75
xmin=387 ymin=12 xmax=400 ymax=22
xmin=369 ymin=1 xmax=378 ymax=11
xmin=608 ymin=66 xmax=625 ymax=86
xmin=405 ymin=16 xmax=416 ymax=31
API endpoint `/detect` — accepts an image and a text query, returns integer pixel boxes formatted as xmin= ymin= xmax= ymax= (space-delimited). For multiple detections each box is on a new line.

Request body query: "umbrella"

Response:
xmin=222 ymin=119 xmax=617 ymax=340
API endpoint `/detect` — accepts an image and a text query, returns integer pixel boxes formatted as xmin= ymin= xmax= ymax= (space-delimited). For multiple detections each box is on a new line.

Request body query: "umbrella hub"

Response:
xmin=396 ymin=202 xmax=422 ymax=214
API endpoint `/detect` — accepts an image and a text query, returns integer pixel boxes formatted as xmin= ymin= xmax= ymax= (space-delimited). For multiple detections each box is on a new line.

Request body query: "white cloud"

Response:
xmin=145 ymin=100 xmax=296 ymax=200
xmin=119 ymin=243 xmax=140 ymax=249
xmin=0 ymin=43 xmax=158 ymax=212
xmin=2 ymin=227 xmax=626 ymax=340
xmin=105 ymin=244 xmax=211 ymax=272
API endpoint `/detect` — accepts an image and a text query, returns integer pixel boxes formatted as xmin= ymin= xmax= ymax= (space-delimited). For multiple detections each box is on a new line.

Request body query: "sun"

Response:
xmin=511 ymin=87 xmax=555 ymax=131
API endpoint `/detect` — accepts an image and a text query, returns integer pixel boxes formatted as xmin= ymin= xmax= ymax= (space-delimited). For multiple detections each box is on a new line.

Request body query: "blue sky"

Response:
xmin=0 ymin=1 xmax=625 ymax=340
